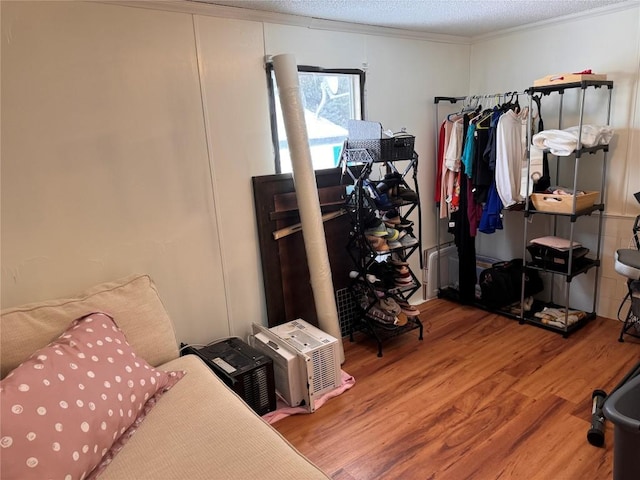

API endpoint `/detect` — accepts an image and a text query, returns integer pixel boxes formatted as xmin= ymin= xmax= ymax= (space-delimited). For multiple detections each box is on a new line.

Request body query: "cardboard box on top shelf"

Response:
xmin=533 ymin=70 xmax=607 ymax=87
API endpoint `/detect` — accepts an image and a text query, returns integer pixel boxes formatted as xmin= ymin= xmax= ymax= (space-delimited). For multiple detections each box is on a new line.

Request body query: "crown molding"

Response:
xmin=96 ymin=0 xmax=472 ymax=45
xmin=472 ymin=0 xmax=639 ymax=42
xmin=96 ymin=0 xmax=637 ymax=45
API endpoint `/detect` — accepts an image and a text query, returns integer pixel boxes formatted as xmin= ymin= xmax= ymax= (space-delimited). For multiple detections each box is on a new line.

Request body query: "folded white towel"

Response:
xmin=532 ymin=125 xmax=613 ymax=156
xmin=564 ymin=125 xmax=614 ymax=147
xmin=532 ymin=129 xmax=576 ymax=156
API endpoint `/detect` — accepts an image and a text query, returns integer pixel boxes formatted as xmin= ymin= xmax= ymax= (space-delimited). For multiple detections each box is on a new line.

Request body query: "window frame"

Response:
xmin=266 ymin=63 xmax=366 ymax=174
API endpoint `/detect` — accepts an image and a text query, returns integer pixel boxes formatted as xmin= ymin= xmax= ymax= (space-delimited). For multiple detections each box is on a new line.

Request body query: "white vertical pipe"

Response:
xmin=272 ymin=54 xmax=344 ymax=363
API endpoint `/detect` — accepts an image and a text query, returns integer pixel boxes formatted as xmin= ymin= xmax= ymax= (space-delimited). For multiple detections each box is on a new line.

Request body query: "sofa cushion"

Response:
xmin=0 ymin=312 xmax=184 ymax=480
xmin=1 ymin=274 xmax=179 ymax=379
xmin=99 ymin=354 xmax=330 ymax=480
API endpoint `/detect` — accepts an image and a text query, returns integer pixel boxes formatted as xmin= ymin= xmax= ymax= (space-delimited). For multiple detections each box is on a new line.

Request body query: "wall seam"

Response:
xmin=623 ymin=10 xmax=640 ymax=216
xmin=191 ymin=13 xmax=234 ymax=336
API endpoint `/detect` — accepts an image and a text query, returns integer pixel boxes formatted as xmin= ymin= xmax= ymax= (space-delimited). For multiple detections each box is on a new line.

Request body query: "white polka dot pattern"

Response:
xmin=0 ymin=312 xmax=184 ymax=480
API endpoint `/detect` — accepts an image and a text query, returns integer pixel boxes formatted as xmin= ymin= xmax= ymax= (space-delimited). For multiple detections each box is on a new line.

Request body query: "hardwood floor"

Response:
xmin=273 ymin=299 xmax=640 ymax=480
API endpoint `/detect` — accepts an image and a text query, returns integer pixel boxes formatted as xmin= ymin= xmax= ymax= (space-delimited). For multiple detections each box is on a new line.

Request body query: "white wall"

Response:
xmin=0 ymin=1 xmax=470 ymax=344
xmin=1 ymin=1 xmax=229 ymax=344
xmin=468 ymin=4 xmax=640 ymax=319
xmin=193 ymin=15 xmax=273 ymax=338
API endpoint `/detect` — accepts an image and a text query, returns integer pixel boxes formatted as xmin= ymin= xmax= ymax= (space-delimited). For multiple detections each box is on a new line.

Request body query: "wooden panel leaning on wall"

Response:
xmin=253 ymin=168 xmax=353 ymax=328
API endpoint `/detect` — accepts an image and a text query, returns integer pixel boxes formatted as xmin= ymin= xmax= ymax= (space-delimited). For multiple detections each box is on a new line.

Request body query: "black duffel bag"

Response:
xmin=479 ymin=258 xmax=543 ymax=309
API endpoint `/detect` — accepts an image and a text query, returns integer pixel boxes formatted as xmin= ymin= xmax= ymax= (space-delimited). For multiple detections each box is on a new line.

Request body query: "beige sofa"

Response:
xmin=1 ymin=274 xmax=329 ymax=479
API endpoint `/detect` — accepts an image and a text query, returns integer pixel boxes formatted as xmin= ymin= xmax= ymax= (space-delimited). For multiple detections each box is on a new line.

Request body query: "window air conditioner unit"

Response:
xmin=250 ymin=319 xmax=341 ymax=412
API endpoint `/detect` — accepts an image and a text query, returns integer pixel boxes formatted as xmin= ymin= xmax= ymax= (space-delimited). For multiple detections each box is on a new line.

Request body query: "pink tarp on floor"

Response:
xmin=262 ymin=370 xmax=355 ymax=424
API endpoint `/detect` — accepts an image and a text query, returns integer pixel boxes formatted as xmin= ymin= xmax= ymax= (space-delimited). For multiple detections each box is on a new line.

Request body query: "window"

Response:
xmin=267 ymin=65 xmax=365 ymax=174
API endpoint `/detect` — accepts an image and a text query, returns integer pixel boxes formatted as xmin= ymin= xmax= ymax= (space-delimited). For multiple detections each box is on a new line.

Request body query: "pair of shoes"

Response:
xmin=382 ymin=209 xmax=401 ymax=226
xmin=375 ymin=173 xmax=402 ymax=196
xmin=393 ymin=297 xmax=420 ymax=317
xmin=394 ymin=313 xmax=409 ymax=326
xmin=364 ymin=180 xmax=393 ymax=210
xmin=388 ymin=232 xmax=415 ymax=250
xmin=382 ymin=209 xmax=414 ymax=229
xmin=376 ymin=173 xmax=418 ymax=204
xmin=364 ymin=220 xmax=388 ymax=237
xmin=360 ymin=207 xmax=380 ymax=230
xmin=373 ymin=193 xmax=393 ymax=210
xmin=368 ymin=260 xmax=396 ymax=289
xmin=385 ymin=227 xmax=400 ymax=242
xmin=364 ymin=302 xmax=396 ymax=326
xmin=366 ymin=235 xmax=389 ymax=253
xmin=398 ymin=231 xmax=419 ymax=248
xmin=387 ymin=238 xmax=402 ymax=249
xmin=378 ymin=297 xmax=401 ymax=316
xmin=384 ymin=233 xmax=419 ymax=251
xmin=394 ymin=265 xmax=415 ymax=288
xmin=364 ymin=219 xmax=399 ymax=241
xmin=523 ymin=296 xmax=534 ymax=311
xmin=396 ymin=185 xmax=419 ymax=203
xmin=376 ymin=174 xmax=411 ymax=208
xmin=369 ymin=298 xmax=407 ymax=328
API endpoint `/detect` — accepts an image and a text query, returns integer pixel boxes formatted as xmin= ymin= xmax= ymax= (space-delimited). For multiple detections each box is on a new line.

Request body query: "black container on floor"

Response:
xmin=183 ymin=338 xmax=276 ymax=416
xmin=603 ymin=365 xmax=640 ymax=480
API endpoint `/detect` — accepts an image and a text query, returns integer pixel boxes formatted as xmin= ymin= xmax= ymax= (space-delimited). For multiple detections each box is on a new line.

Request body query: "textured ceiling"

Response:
xmin=194 ymin=0 xmax=630 ymax=37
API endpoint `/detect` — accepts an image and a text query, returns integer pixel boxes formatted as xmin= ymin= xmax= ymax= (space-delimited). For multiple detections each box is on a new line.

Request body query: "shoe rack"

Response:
xmin=340 ymin=142 xmax=423 ymax=357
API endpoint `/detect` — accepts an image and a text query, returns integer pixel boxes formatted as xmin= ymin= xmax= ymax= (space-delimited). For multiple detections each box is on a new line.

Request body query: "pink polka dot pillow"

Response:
xmin=0 ymin=312 xmax=184 ymax=480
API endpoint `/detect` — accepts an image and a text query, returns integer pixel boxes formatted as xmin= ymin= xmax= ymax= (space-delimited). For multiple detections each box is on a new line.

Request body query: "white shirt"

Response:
xmin=444 ymin=119 xmax=463 ymax=172
xmin=495 ymin=109 xmax=527 ymax=208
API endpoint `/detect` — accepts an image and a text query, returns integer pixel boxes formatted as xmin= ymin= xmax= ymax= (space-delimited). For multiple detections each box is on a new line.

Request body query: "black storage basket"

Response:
xmin=347 ymin=134 xmax=415 ymax=162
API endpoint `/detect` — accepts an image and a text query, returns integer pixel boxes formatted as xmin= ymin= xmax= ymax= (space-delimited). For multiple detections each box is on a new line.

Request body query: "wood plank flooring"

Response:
xmin=273 ymin=299 xmax=640 ymax=480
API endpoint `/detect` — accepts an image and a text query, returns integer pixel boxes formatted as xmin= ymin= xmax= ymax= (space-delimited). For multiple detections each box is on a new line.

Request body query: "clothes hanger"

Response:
xmin=447 ymin=96 xmax=476 ymax=120
xmin=475 ymin=109 xmax=494 ymax=129
xmin=512 ymin=92 xmax=521 ymax=113
xmin=447 ymin=96 xmax=467 ymax=120
xmin=500 ymin=91 xmax=513 ymax=112
xmin=465 ymin=95 xmax=488 ymax=127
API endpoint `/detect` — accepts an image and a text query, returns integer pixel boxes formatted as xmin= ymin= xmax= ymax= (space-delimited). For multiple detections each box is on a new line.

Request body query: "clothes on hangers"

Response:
xmin=462 ymin=123 xmax=476 ymax=178
xmin=471 ymin=117 xmax=493 ymax=204
xmin=495 ymin=107 xmax=529 ymax=208
xmin=529 ymin=94 xmax=548 ymax=194
xmin=447 ymin=116 xmax=477 ymax=303
xmin=478 ymin=180 xmax=504 ymax=234
xmin=433 ymin=91 xmax=559 ymax=303
xmin=439 ymin=119 xmax=456 ymax=219
xmin=444 ymin=119 xmax=464 ymax=172
xmin=434 ymin=120 xmax=446 ymax=204
xmin=435 ymin=92 xmax=535 ymax=238
xmin=438 ymin=109 xmax=467 ymax=220
xmin=436 ymin=92 xmax=536 ymax=236
xmin=483 ymin=109 xmax=503 ymax=172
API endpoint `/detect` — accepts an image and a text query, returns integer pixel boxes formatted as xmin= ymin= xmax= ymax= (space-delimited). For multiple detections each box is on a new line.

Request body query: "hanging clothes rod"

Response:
xmin=433 ymin=91 xmax=527 ymax=104
xmin=434 ymin=96 xmax=466 ymax=104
